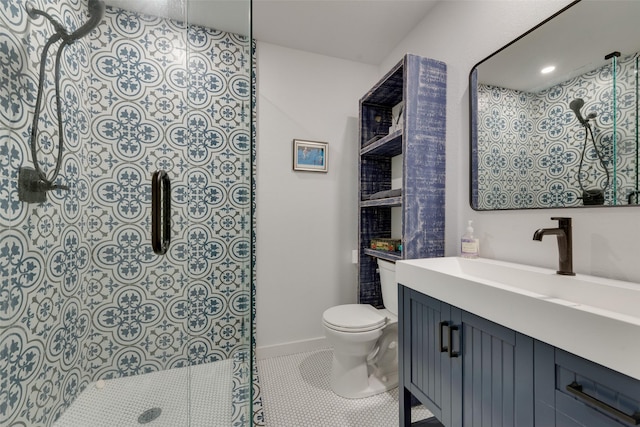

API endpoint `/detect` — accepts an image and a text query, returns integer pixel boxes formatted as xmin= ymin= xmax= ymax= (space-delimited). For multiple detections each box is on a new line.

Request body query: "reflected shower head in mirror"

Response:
xmin=569 ymin=98 xmax=597 ymax=127
xmin=569 ymin=98 xmax=586 ymax=125
xmin=570 ymin=98 xmax=608 ymax=205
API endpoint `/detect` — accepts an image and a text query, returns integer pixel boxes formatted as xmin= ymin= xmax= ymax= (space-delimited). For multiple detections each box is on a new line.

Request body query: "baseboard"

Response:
xmin=256 ymin=337 xmax=330 ymax=360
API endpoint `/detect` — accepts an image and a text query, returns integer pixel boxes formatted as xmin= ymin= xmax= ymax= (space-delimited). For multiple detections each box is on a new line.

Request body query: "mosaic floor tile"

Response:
xmin=54 ymin=361 xmax=234 ymax=427
xmin=257 ymin=348 xmax=434 ymax=427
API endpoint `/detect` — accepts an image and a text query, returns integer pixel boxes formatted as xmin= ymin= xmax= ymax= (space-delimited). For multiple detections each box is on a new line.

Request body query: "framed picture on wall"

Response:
xmin=292 ymin=139 xmax=328 ymax=172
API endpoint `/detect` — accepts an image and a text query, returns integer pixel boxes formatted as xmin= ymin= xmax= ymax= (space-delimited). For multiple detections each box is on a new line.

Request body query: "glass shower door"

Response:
xmin=612 ymin=52 xmax=640 ymax=205
xmin=180 ymin=1 xmax=255 ymax=425
xmin=0 ymin=0 xmax=253 ymax=425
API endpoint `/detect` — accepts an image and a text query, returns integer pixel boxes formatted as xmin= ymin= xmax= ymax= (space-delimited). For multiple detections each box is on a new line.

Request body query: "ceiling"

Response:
xmin=103 ymin=0 xmax=440 ymax=65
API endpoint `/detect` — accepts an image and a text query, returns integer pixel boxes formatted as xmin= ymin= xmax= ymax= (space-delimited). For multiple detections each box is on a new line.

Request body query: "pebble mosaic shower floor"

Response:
xmin=54 ymin=360 xmax=236 ymax=427
xmin=257 ymin=348 xmax=434 ymax=426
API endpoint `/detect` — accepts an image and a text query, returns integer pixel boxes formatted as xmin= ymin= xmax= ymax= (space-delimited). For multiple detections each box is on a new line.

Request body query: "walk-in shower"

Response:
xmin=0 ymin=0 xmax=256 ymax=426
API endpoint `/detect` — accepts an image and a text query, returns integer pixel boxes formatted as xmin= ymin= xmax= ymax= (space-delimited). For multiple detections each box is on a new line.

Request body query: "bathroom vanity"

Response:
xmin=397 ymin=257 xmax=640 ymax=427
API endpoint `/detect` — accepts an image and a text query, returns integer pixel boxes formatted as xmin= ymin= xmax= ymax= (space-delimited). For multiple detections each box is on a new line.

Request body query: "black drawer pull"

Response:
xmin=439 ymin=321 xmax=449 ymax=353
xmin=566 ymin=381 xmax=640 ymax=425
xmin=448 ymin=324 xmax=459 ymax=358
xmin=151 ymin=170 xmax=171 ymax=255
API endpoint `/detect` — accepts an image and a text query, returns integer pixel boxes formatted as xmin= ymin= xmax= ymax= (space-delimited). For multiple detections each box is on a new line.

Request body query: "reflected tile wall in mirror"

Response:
xmin=476 ymin=53 xmax=639 ymax=210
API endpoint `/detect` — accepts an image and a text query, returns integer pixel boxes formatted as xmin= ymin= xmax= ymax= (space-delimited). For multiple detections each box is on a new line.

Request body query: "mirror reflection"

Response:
xmin=470 ymin=0 xmax=640 ymax=210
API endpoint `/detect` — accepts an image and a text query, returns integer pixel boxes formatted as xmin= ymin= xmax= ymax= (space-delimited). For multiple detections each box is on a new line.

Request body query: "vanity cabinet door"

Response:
xmin=400 ymin=287 xmax=460 ymax=426
xmin=459 ymin=310 xmax=535 ymax=427
xmin=400 ymin=286 xmax=536 ymax=427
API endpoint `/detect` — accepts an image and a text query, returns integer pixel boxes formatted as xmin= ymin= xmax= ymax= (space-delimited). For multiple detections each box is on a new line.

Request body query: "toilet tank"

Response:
xmin=377 ymin=259 xmax=397 ymax=316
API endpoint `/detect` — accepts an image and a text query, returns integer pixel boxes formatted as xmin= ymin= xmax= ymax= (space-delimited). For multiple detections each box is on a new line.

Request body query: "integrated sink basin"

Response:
xmin=396 ymin=256 xmax=640 ymax=381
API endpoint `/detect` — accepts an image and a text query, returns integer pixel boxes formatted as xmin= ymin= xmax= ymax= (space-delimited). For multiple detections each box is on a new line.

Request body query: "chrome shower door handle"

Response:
xmin=152 ymin=170 xmax=171 ymax=255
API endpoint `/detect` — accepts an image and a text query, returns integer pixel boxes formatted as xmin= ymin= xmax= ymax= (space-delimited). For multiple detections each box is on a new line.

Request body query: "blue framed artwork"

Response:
xmin=293 ymin=139 xmax=328 ymax=172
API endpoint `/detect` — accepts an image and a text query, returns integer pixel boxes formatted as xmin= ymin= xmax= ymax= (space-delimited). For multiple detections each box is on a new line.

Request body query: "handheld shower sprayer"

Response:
xmin=569 ymin=98 xmax=587 ymax=126
xmin=569 ymin=98 xmax=598 ymax=127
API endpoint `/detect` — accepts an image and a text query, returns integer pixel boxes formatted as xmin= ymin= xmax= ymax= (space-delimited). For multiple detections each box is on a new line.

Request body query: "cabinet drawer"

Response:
xmin=555 ymin=349 xmax=640 ymax=426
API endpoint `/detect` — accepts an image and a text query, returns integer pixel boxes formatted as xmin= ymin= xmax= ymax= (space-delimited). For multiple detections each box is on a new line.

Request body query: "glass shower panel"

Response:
xmin=181 ymin=0 xmax=254 ymax=425
xmin=0 ymin=0 xmax=254 ymax=426
xmin=614 ymin=53 xmax=640 ymax=205
xmin=86 ymin=1 xmax=193 ymax=426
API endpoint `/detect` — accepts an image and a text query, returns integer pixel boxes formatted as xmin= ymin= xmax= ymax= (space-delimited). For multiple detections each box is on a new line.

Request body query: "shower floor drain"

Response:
xmin=138 ymin=407 xmax=162 ymax=424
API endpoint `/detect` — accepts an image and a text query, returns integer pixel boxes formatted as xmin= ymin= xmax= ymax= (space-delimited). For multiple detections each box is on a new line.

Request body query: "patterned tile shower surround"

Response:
xmin=0 ymin=1 xmax=257 ymax=426
xmin=476 ymin=53 xmax=639 ymax=209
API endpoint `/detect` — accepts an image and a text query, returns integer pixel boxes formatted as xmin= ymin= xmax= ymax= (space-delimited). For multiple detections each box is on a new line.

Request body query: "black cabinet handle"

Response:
xmin=151 ymin=170 xmax=171 ymax=255
xmin=566 ymin=381 xmax=640 ymax=425
xmin=448 ymin=324 xmax=460 ymax=358
xmin=439 ymin=321 xmax=449 ymax=353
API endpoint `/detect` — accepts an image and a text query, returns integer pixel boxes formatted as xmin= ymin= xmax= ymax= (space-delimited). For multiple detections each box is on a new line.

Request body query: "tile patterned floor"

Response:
xmin=257 ymin=348 xmax=434 ymax=426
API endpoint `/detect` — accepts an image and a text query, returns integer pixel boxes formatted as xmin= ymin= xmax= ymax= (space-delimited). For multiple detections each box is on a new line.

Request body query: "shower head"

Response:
xmin=569 ymin=98 xmax=598 ymax=127
xmin=569 ymin=98 xmax=587 ymax=126
xmin=68 ymin=0 xmax=105 ymax=41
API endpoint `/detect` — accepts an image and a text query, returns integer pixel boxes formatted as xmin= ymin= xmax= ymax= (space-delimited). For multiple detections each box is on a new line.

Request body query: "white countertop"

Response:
xmin=396 ymin=257 xmax=640 ymax=381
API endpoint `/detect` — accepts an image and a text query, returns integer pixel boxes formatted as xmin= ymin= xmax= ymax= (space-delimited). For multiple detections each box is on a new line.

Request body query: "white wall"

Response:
xmin=255 ymin=42 xmax=379 ymax=353
xmin=380 ymin=0 xmax=640 ymax=284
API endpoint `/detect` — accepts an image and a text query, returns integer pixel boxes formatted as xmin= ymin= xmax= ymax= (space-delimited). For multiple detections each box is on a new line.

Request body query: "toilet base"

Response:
xmin=330 ymin=353 xmax=398 ymax=399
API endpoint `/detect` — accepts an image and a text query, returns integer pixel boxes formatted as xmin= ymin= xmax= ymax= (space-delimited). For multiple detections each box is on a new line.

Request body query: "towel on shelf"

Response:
xmin=364 ymin=188 xmax=402 ymax=200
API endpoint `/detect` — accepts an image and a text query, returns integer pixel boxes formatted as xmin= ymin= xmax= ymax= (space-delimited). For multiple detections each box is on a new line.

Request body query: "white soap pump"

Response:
xmin=461 ymin=220 xmax=479 ymax=258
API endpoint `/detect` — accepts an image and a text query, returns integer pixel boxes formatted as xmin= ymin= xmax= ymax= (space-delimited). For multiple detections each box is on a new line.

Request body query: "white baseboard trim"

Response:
xmin=256 ymin=337 xmax=330 ymax=360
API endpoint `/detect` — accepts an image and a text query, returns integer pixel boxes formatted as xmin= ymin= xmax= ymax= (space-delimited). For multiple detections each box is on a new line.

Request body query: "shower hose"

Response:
xmin=25 ymin=0 xmax=104 ymax=189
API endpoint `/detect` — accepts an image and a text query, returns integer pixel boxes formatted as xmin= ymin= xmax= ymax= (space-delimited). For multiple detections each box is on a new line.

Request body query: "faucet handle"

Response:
xmin=551 ymin=217 xmax=572 ymax=226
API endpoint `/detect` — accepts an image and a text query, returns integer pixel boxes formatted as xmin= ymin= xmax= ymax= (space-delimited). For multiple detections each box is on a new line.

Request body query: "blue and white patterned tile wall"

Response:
xmin=477 ymin=53 xmax=639 ymax=209
xmin=0 ymin=1 xmax=254 ymax=426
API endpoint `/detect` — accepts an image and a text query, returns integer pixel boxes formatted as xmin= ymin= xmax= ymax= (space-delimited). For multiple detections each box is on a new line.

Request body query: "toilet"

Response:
xmin=322 ymin=259 xmax=398 ymax=398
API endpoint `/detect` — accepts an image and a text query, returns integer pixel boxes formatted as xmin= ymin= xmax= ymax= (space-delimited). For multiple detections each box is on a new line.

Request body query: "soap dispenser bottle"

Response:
xmin=461 ymin=220 xmax=479 ymax=258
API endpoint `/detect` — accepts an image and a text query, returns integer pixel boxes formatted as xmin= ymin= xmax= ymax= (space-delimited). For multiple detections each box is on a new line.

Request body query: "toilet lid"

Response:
xmin=323 ymin=304 xmax=386 ymax=332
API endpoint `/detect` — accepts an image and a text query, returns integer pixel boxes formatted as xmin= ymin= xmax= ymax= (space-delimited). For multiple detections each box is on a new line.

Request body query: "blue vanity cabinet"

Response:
xmin=400 ymin=284 xmax=640 ymax=427
xmin=399 ymin=285 xmax=534 ymax=427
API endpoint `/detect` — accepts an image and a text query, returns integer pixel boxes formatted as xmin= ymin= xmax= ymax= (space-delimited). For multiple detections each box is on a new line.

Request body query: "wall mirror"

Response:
xmin=469 ymin=0 xmax=640 ymax=210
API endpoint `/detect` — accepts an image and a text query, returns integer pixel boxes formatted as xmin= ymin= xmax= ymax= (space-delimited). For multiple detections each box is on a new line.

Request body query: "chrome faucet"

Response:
xmin=533 ymin=217 xmax=575 ymax=276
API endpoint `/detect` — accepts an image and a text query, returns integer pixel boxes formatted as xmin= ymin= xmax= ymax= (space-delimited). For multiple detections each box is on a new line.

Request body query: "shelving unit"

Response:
xmin=358 ymin=54 xmax=447 ymax=307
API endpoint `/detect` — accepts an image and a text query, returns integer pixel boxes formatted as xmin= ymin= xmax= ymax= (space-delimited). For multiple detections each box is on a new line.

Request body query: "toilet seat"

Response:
xmin=322 ymin=304 xmax=387 ymax=333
